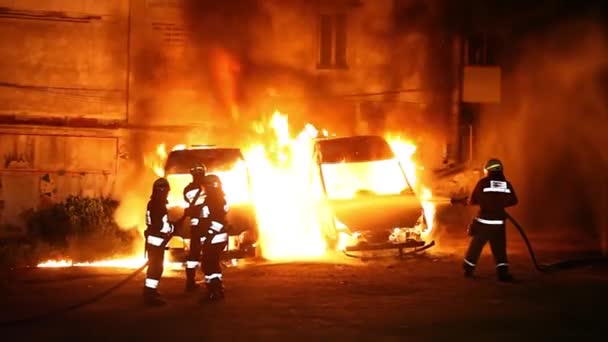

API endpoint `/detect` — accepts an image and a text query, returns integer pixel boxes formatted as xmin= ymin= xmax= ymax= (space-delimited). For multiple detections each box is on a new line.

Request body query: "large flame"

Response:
xmin=38 ymin=110 xmax=437 ymax=268
xmin=244 ymin=112 xmax=326 ymax=260
xmin=386 ymin=135 xmax=436 ymax=237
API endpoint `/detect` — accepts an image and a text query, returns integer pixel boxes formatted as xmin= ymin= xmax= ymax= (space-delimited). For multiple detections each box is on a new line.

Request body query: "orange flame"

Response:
xmin=39 ymin=110 xmax=437 ymax=268
xmin=244 ymin=111 xmax=326 ymax=260
xmin=144 ymin=143 xmax=167 ymax=178
xmin=37 ymin=257 xmax=183 ymax=270
xmin=386 ymin=135 xmax=436 ymax=238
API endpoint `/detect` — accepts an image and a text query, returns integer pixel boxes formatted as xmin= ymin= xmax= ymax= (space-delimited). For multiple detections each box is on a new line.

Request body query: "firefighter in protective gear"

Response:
xmin=198 ymin=174 xmax=229 ymax=302
xmin=183 ymin=162 xmax=207 ymax=292
xmin=463 ymin=158 xmax=518 ymax=282
xmin=143 ymin=178 xmax=174 ymax=306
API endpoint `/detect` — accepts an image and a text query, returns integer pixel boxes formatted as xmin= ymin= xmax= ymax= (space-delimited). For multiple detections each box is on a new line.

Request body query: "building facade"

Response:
xmin=0 ymin=0 xmax=476 ymax=235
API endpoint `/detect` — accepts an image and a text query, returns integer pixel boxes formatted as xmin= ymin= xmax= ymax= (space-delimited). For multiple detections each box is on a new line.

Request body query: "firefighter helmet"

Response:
xmin=484 ymin=158 xmax=503 ymax=172
xmin=204 ymin=174 xmax=222 ymax=189
xmin=152 ymin=177 xmax=170 ymax=195
xmin=190 ymin=162 xmax=207 ymax=176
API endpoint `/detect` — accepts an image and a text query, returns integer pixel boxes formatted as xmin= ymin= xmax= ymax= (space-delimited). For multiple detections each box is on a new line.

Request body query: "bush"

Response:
xmin=16 ymin=196 xmax=139 ymax=264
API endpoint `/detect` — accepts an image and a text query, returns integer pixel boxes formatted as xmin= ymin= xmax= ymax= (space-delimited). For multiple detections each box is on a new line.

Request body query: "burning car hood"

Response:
xmin=329 ymin=193 xmax=422 ymax=232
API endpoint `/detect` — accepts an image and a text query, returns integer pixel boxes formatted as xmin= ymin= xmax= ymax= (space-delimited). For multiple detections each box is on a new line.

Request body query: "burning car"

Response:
xmin=163 ymin=145 xmax=259 ymax=260
xmin=312 ymin=135 xmax=434 ymax=257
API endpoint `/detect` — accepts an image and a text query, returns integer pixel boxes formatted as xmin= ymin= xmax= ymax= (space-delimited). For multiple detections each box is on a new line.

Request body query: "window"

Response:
xmin=318 ymin=13 xmax=348 ymax=69
xmin=466 ymin=33 xmax=498 ymax=66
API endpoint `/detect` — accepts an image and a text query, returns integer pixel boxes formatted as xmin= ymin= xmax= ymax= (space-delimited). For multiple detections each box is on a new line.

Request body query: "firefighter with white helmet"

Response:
xmin=143 ymin=177 xmax=173 ymax=306
xmin=463 ymin=158 xmax=518 ymax=282
xmin=183 ymin=162 xmax=208 ymax=292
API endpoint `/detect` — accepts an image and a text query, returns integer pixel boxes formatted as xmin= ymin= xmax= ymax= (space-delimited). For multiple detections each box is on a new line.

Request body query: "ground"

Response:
xmin=1 ymin=219 xmax=607 ymax=341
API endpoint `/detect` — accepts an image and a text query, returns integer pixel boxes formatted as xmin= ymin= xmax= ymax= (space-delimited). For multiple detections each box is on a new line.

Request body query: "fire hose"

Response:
xmin=0 ymin=192 xmax=203 ymax=326
xmin=450 ymin=197 xmax=608 ymax=272
xmin=0 ymin=230 xmax=179 ymax=327
xmin=506 ymin=212 xmax=608 ymax=273
xmin=0 ymin=260 xmax=150 ymax=327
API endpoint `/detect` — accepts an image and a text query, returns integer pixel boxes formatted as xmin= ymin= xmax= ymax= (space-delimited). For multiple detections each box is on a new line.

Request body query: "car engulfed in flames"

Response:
xmin=312 ymin=135 xmax=434 ymax=257
xmin=162 ymin=146 xmax=259 ymax=260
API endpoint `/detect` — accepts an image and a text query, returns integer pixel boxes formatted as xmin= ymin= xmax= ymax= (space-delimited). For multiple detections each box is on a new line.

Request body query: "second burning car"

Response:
xmin=312 ymin=135 xmax=433 ymax=256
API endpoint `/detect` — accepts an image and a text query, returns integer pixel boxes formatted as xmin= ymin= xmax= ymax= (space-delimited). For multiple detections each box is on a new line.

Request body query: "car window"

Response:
xmin=314 ymin=136 xmax=412 ymax=199
xmin=320 ymin=159 xmax=410 ymax=199
xmin=315 ymin=136 xmax=395 ymax=164
xmin=165 ymin=149 xmax=244 ymax=174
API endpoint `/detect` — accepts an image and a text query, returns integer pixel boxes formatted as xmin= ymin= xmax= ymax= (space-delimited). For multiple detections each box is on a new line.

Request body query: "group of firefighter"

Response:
xmin=141 ymin=157 xmax=518 ymax=306
xmin=143 ymin=163 xmax=228 ymax=306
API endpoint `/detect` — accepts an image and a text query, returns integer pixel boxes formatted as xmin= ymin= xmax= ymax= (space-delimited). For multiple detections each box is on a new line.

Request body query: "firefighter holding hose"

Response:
xmin=143 ymin=178 xmax=174 ymax=306
xmin=198 ymin=173 xmax=230 ymax=302
xmin=463 ymin=159 xmax=518 ymax=282
xmin=183 ymin=162 xmax=208 ymax=292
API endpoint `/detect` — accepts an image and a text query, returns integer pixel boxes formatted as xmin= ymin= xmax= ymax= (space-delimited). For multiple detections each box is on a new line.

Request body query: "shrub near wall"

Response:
xmin=0 ymin=196 xmax=139 ymax=268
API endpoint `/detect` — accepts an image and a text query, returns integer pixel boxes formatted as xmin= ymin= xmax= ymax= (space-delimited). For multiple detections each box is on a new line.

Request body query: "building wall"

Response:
xmin=0 ymin=0 xmax=456 ymax=236
xmin=0 ymin=0 xmax=129 ymax=121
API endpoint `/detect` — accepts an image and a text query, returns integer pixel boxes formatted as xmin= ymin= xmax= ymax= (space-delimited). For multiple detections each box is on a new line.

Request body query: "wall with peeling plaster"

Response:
xmin=0 ymin=0 xmax=128 ymax=121
xmin=0 ymin=127 xmax=127 ymax=237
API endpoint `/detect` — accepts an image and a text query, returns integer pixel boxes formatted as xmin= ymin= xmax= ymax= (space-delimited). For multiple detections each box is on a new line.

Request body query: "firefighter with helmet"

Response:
xmin=143 ymin=177 xmax=174 ymax=306
xmin=198 ymin=173 xmax=230 ymax=302
xmin=183 ymin=162 xmax=208 ymax=291
xmin=463 ymin=158 xmax=518 ymax=282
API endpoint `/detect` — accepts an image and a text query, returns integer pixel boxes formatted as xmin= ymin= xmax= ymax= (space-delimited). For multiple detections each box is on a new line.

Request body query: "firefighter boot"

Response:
xmin=212 ymin=278 xmax=225 ymax=300
xmin=201 ymin=278 xmax=224 ymax=303
xmin=497 ymin=267 xmax=515 ymax=282
xmin=185 ymin=269 xmax=199 ymax=292
xmin=143 ymin=287 xmax=166 ymax=307
xmin=463 ymin=263 xmax=475 ymax=278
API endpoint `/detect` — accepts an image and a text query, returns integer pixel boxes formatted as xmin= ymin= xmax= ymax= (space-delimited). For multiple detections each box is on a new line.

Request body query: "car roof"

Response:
xmin=164 ymin=147 xmax=245 ymax=174
xmin=313 ymin=134 xmax=385 ymax=142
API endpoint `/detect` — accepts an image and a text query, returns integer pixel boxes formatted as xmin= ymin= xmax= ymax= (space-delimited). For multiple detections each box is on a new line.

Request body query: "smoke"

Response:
xmin=477 ymin=21 xmax=608 ymax=248
xmin=113 ymin=0 xmax=457 ymax=236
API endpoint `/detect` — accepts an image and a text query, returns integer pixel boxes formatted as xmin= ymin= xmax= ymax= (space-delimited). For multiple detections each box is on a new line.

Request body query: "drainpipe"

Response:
xmin=125 ymin=0 xmax=133 ymax=125
xmin=601 ymin=175 xmax=608 ymax=255
xmin=468 ymin=123 xmax=474 ymax=165
xmin=450 ymin=34 xmax=464 ymax=165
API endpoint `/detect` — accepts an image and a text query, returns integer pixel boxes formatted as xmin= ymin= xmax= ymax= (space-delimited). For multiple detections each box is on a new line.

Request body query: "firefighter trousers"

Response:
xmin=145 ymin=235 xmax=166 ymax=291
xmin=202 ymin=238 xmax=227 ymax=283
xmin=186 ymin=225 xmax=202 ymax=283
xmin=464 ymin=224 xmax=509 ymax=272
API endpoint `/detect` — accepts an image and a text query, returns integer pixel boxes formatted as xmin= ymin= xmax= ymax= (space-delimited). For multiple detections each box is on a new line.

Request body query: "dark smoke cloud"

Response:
xmin=476 ymin=21 xmax=608 ymax=250
xmin=125 ymin=0 xmax=467 ymax=179
xmin=178 ymin=0 xmax=452 ymax=144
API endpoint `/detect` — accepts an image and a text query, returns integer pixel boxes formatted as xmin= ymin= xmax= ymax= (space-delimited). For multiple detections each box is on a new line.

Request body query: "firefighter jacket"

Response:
xmin=469 ymin=174 xmax=518 ymax=226
xmin=146 ymin=200 xmax=173 ymax=238
xmin=199 ymin=181 xmax=229 ymax=245
xmin=183 ymin=182 xmax=206 ymax=226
